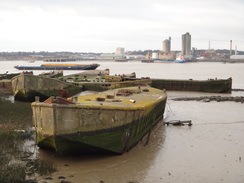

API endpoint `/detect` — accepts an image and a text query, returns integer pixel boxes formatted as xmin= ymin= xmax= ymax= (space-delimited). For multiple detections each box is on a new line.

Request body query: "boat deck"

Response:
xmin=75 ymin=86 xmax=166 ymax=109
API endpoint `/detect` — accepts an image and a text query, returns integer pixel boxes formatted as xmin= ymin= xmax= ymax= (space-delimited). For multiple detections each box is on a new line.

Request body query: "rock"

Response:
xmin=58 ymin=176 xmax=66 ymax=179
xmin=202 ymin=98 xmax=210 ymax=102
xmin=45 ymin=177 xmax=53 ymax=180
xmin=60 ymin=180 xmax=71 ymax=183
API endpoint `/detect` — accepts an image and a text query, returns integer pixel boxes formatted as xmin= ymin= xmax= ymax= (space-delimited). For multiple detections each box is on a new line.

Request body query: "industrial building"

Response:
xmin=181 ymin=32 xmax=191 ymax=56
xmin=158 ymin=36 xmax=176 ymax=60
xmin=163 ymin=37 xmax=171 ymax=54
xmin=97 ymin=47 xmax=126 ymax=60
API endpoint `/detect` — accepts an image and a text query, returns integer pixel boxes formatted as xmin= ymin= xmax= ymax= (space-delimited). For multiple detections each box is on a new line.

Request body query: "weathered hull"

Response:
xmin=11 ymin=74 xmax=82 ymax=102
xmin=82 ymin=79 xmax=151 ymax=92
xmin=151 ymin=78 xmax=232 ymax=93
xmin=32 ymin=87 xmax=167 ymax=155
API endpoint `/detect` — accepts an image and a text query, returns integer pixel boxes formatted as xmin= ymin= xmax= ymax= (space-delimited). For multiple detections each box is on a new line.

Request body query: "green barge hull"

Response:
xmin=31 ymin=86 xmax=167 ymax=155
xmin=151 ymin=78 xmax=232 ymax=93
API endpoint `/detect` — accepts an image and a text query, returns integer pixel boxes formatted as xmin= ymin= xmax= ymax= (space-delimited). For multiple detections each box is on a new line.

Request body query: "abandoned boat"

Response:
xmin=32 ymin=86 xmax=167 ymax=155
xmin=11 ymin=73 xmax=82 ymax=102
xmin=151 ymin=77 xmax=232 ymax=93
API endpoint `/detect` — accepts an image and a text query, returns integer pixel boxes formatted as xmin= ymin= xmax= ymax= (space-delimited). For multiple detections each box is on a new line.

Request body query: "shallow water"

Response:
xmin=1 ymin=60 xmax=244 ymax=182
xmin=1 ymin=60 xmax=244 ymax=89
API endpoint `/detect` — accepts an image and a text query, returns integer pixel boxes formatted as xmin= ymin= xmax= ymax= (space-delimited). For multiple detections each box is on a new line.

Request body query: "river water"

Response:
xmin=1 ymin=60 xmax=244 ymax=183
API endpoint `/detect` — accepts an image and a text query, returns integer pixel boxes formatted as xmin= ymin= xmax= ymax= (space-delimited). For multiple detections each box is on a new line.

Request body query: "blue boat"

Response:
xmin=14 ymin=63 xmax=100 ymax=70
xmin=154 ymin=56 xmax=186 ymax=63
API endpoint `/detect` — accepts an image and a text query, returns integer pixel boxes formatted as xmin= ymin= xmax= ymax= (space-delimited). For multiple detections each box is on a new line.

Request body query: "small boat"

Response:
xmin=154 ymin=56 xmax=186 ymax=63
xmin=174 ymin=55 xmax=186 ymax=63
xmin=14 ymin=63 xmax=100 ymax=70
xmin=32 ymin=86 xmax=167 ymax=155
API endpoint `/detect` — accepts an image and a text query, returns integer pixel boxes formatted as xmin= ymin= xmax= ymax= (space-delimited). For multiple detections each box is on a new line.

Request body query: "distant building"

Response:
xmin=230 ymin=55 xmax=244 ymax=60
xmin=163 ymin=37 xmax=171 ymax=54
xmin=126 ymin=55 xmax=146 ymax=60
xmin=152 ymin=52 xmax=159 ymax=59
xmin=158 ymin=52 xmax=176 ymax=60
xmin=97 ymin=47 xmax=126 ymax=60
xmin=97 ymin=53 xmax=125 ymax=60
xmin=115 ymin=47 xmax=125 ymax=55
xmin=158 ymin=36 xmax=176 ymax=60
xmin=181 ymin=32 xmax=191 ymax=56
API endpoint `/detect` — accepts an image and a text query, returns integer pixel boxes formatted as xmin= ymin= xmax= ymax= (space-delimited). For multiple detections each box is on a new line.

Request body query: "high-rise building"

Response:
xmin=163 ymin=37 xmax=171 ymax=53
xmin=181 ymin=32 xmax=191 ymax=56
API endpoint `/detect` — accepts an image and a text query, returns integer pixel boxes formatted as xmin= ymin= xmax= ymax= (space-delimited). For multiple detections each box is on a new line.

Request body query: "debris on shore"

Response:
xmin=164 ymin=120 xmax=192 ymax=126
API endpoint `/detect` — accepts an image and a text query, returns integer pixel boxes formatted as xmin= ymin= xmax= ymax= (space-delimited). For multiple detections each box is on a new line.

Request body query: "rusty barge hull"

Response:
xmin=31 ymin=86 xmax=167 ymax=155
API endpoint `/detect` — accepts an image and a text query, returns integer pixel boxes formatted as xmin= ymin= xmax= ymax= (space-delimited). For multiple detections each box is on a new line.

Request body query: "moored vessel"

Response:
xmin=154 ymin=56 xmax=186 ymax=63
xmin=32 ymin=86 xmax=167 ymax=155
xmin=14 ymin=63 xmax=100 ymax=70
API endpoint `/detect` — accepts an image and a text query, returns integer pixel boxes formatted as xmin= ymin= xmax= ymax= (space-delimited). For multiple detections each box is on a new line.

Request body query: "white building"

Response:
xmin=115 ymin=47 xmax=125 ymax=55
xmin=97 ymin=53 xmax=126 ymax=60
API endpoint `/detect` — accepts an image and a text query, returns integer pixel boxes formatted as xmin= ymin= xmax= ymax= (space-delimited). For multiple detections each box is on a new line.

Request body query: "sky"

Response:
xmin=0 ymin=0 xmax=244 ymax=53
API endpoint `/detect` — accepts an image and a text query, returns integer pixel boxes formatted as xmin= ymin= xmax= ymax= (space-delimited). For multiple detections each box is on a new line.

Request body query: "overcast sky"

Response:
xmin=0 ymin=0 xmax=243 ymax=53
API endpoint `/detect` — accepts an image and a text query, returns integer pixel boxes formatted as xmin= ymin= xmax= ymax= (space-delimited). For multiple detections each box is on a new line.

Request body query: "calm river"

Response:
xmin=1 ymin=60 xmax=244 ymax=183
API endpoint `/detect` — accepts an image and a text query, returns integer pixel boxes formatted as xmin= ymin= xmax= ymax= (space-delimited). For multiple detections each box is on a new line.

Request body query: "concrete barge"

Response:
xmin=151 ymin=78 xmax=232 ymax=93
xmin=11 ymin=74 xmax=82 ymax=102
xmin=31 ymin=86 xmax=167 ymax=155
